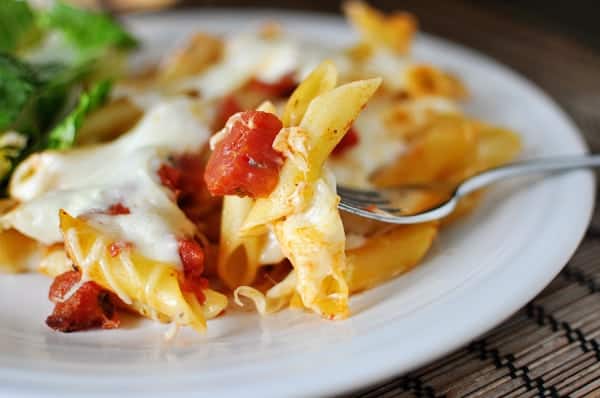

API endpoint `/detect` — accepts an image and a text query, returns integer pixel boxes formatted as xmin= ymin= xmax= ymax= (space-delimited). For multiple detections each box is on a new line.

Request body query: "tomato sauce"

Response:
xmin=46 ymin=271 xmax=120 ymax=332
xmin=246 ymin=73 xmax=297 ymax=98
xmin=204 ymin=111 xmax=284 ymax=198
xmin=178 ymin=238 xmax=208 ymax=304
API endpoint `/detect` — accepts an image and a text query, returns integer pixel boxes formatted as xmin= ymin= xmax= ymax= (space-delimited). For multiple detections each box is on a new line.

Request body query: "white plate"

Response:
xmin=0 ymin=10 xmax=594 ymax=398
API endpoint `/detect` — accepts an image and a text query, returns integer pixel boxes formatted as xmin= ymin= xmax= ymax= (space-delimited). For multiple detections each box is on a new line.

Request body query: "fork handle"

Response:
xmin=457 ymin=154 xmax=600 ymax=197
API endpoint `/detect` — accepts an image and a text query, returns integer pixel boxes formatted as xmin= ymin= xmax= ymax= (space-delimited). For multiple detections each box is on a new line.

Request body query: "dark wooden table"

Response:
xmin=138 ymin=1 xmax=600 ymax=395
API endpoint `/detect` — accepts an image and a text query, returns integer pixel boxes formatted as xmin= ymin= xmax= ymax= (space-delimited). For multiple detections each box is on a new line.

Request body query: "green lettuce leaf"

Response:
xmin=48 ymin=80 xmax=112 ymax=149
xmin=0 ymin=54 xmax=111 ymax=189
xmin=0 ymin=54 xmax=41 ymax=133
xmin=0 ymin=54 xmax=90 ymax=136
xmin=41 ymin=2 xmax=138 ymax=58
xmin=0 ymin=2 xmax=136 ymax=194
xmin=0 ymin=0 xmax=37 ymax=53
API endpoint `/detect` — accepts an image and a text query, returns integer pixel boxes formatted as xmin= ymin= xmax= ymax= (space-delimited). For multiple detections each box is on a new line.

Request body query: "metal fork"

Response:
xmin=337 ymin=154 xmax=600 ymax=224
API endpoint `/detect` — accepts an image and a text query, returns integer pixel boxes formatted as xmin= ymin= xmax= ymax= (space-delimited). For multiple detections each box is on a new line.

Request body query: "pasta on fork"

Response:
xmin=208 ymin=62 xmax=381 ymax=319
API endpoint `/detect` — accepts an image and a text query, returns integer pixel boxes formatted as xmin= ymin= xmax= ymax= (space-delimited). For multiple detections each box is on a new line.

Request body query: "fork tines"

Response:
xmin=337 ymin=186 xmax=404 ymax=215
xmin=336 ymin=186 xmax=390 ymax=205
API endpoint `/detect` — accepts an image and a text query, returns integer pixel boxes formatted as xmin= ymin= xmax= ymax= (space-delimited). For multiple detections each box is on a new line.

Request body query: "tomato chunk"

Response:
xmin=247 ymin=73 xmax=297 ymax=98
xmin=179 ymin=238 xmax=205 ymax=278
xmin=158 ymin=163 xmax=182 ymax=192
xmin=46 ymin=271 xmax=120 ymax=333
xmin=178 ymin=238 xmax=208 ymax=304
xmin=106 ymin=203 xmax=130 ymax=215
xmin=213 ymin=74 xmax=296 ymax=131
xmin=332 ymin=126 xmax=360 ymax=156
xmin=158 ymin=153 xmax=218 ymax=225
xmin=204 ymin=111 xmax=284 ymax=198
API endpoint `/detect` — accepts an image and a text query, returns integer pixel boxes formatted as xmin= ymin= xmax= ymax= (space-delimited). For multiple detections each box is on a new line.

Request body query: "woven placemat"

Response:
xmin=350 ymin=236 xmax=600 ymax=398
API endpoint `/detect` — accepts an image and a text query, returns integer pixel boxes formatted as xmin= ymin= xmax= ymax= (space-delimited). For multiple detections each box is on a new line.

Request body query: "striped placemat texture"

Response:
xmin=351 ymin=236 xmax=600 ymax=397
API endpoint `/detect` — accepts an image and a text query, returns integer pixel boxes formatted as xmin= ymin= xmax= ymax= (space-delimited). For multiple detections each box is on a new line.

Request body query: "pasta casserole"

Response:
xmin=0 ymin=1 xmax=521 ymax=333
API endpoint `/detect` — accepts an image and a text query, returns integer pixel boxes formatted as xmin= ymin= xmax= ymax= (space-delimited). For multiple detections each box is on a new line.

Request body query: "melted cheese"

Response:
xmin=3 ymin=98 xmax=210 ymax=268
xmin=259 ymin=228 xmax=285 ymax=265
xmin=362 ymin=49 xmax=412 ymax=91
xmin=328 ymin=101 xmax=405 ymax=188
xmin=273 ymin=166 xmax=349 ymax=317
xmin=328 ymin=97 xmax=459 ymax=188
xmin=111 ymin=85 xmax=165 ymax=111
xmin=178 ymin=33 xmax=329 ymax=100
xmin=113 ymin=33 xmax=356 ymax=116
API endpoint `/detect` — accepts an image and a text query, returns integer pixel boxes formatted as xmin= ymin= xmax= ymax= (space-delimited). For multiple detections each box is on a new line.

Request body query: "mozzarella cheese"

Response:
xmin=178 ymin=33 xmax=294 ymax=99
xmin=110 ymin=85 xmax=165 ymax=111
xmin=259 ymin=228 xmax=285 ymax=265
xmin=178 ymin=33 xmax=343 ymax=100
xmin=328 ymin=97 xmax=460 ymax=188
xmin=327 ymin=100 xmax=405 ymax=188
xmin=3 ymin=98 xmax=210 ymax=268
xmin=363 ymin=49 xmax=412 ymax=91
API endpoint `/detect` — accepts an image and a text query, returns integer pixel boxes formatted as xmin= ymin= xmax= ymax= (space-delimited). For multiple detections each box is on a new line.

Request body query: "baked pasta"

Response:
xmin=0 ymin=0 xmax=521 ymax=334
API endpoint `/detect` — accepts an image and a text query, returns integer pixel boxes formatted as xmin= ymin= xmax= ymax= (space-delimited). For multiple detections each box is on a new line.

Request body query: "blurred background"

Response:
xmin=78 ymin=0 xmax=600 ymax=51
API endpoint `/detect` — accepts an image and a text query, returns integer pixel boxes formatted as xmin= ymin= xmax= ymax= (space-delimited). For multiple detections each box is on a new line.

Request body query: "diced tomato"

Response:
xmin=178 ymin=238 xmax=208 ymax=304
xmin=178 ymin=238 xmax=205 ymax=278
xmin=213 ymin=94 xmax=242 ymax=132
xmin=247 ymin=72 xmax=297 ymax=98
xmin=158 ymin=153 xmax=217 ymax=225
xmin=204 ymin=111 xmax=284 ymax=198
xmin=332 ymin=126 xmax=360 ymax=156
xmin=48 ymin=270 xmax=81 ymax=302
xmin=158 ymin=163 xmax=182 ymax=193
xmin=173 ymin=154 xmax=209 ymax=208
xmin=180 ymin=276 xmax=209 ymax=304
xmin=106 ymin=203 xmax=130 ymax=215
xmin=46 ymin=271 xmax=120 ymax=333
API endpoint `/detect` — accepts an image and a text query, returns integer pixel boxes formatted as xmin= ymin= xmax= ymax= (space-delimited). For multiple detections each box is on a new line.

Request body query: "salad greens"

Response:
xmin=0 ymin=55 xmax=39 ymax=133
xmin=40 ymin=2 xmax=138 ymax=58
xmin=48 ymin=80 xmax=112 ymax=150
xmin=0 ymin=0 xmax=38 ymax=53
xmin=0 ymin=0 xmax=138 ymax=193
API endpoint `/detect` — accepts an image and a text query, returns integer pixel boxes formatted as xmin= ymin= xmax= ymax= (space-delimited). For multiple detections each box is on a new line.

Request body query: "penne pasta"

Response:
xmin=242 ymin=75 xmax=382 ymax=232
xmin=0 ymin=1 xmax=522 ymax=334
xmin=0 ymin=229 xmax=41 ymax=273
xmin=217 ymin=196 xmax=265 ymax=289
xmin=372 ymin=115 xmax=479 ymax=187
xmin=60 ymin=210 xmax=227 ymax=330
xmin=344 ymin=1 xmax=417 ymax=54
xmin=346 ymin=223 xmax=438 ymax=293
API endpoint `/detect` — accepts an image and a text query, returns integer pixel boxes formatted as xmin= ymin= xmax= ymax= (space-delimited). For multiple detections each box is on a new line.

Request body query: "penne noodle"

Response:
xmin=60 ymin=210 xmax=227 ymax=331
xmin=218 ymin=196 xmax=265 ymax=289
xmin=77 ymin=98 xmax=144 ymax=145
xmin=242 ymin=75 xmax=382 ymax=232
xmin=0 ymin=229 xmax=41 ymax=273
xmin=344 ymin=1 xmax=417 ymax=54
xmin=346 ymin=223 xmax=438 ymax=293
